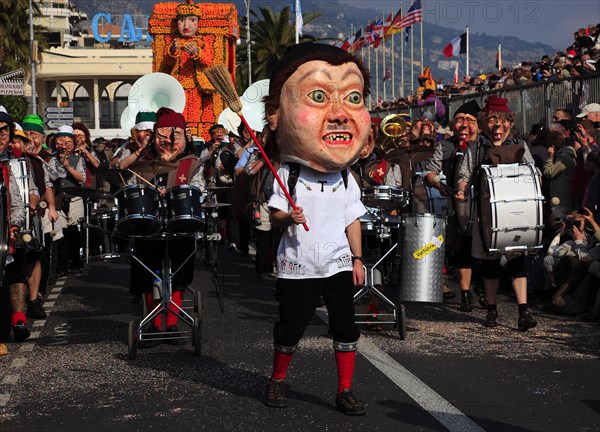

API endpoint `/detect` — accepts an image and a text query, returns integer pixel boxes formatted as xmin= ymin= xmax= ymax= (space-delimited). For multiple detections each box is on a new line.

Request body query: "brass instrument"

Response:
xmin=379 ymin=114 xmax=409 ymax=155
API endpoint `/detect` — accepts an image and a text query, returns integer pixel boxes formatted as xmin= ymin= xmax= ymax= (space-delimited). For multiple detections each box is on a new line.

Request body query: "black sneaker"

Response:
xmin=364 ymin=316 xmax=383 ymax=332
xmin=165 ymin=325 xmax=186 ymax=346
xmin=485 ymin=309 xmax=498 ymax=328
xmin=518 ymin=311 xmax=538 ymax=331
xmin=459 ymin=292 xmax=473 ymax=312
xmin=335 ymin=389 xmax=366 ymax=416
xmin=13 ymin=321 xmax=31 ymax=342
xmin=27 ymin=299 xmax=47 ymax=319
xmin=139 ymin=324 xmax=162 ymax=349
xmin=266 ymin=378 xmax=287 ymax=408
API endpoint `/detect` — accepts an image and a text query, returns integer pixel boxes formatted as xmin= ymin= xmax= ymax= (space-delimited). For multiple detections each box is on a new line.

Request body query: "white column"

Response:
xmin=93 ymin=79 xmax=100 ymax=130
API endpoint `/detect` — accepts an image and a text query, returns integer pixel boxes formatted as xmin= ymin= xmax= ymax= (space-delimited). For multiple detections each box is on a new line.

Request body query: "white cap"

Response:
xmin=577 ymin=103 xmax=600 ymax=118
xmin=55 ymin=125 xmax=74 ymax=137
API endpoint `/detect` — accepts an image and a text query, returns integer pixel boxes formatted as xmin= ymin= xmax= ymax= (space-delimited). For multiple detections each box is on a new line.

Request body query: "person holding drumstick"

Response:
xmin=130 ymin=107 xmax=205 ymax=346
xmin=424 ymin=100 xmax=485 ymax=312
xmin=264 ymin=43 xmax=372 ymax=415
xmin=455 ymin=95 xmax=538 ymax=331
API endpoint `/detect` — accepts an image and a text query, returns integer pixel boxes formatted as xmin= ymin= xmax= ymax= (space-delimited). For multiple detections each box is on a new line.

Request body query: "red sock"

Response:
xmin=367 ymin=304 xmax=380 ymax=315
xmin=166 ymin=290 xmax=183 ymax=327
xmin=271 ymin=350 xmax=293 ymax=380
xmin=335 ymin=350 xmax=356 ymax=394
xmin=10 ymin=311 xmax=27 ymax=327
xmin=144 ymin=293 xmax=162 ymax=330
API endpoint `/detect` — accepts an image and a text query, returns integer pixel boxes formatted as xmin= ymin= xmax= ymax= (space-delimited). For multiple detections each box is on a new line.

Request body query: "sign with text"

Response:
xmin=0 ymin=81 xmax=24 ymax=96
xmin=45 ymin=107 xmax=74 ymax=129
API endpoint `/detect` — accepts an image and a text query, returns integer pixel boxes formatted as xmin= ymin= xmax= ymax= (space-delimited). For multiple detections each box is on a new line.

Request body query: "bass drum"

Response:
xmin=0 ymin=182 xmax=8 ymax=278
xmin=478 ymin=163 xmax=544 ymax=253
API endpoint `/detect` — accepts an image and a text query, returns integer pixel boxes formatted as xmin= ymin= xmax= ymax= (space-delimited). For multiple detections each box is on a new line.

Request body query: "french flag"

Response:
xmin=443 ymin=33 xmax=467 ymax=58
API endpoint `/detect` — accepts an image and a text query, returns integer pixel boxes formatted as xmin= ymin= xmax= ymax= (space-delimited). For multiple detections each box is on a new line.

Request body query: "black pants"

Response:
xmin=254 ymin=228 xmax=274 ymax=274
xmin=274 ymin=272 xmax=359 ymax=350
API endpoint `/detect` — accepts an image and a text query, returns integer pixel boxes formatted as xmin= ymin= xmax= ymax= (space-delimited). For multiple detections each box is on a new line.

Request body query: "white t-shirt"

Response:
xmin=268 ymin=165 xmax=366 ymax=279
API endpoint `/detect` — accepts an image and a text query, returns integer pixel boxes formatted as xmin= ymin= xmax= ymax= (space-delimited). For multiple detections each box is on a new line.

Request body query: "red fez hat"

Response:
xmin=155 ymin=107 xmax=186 ymax=130
xmin=483 ymin=95 xmax=510 ymax=114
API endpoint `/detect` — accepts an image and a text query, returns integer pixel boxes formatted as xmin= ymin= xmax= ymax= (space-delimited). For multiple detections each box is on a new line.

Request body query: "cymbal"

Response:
xmin=385 ymin=145 xmax=434 ymax=164
xmin=101 ymin=169 xmax=132 ymax=187
xmin=62 ymin=187 xmax=114 ymax=201
xmin=201 ymin=202 xmax=231 ymax=209
xmin=130 ymin=160 xmax=178 ymax=174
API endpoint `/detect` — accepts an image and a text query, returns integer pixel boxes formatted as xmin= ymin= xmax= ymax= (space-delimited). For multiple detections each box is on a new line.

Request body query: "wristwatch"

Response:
xmin=352 ymin=256 xmax=363 ymax=263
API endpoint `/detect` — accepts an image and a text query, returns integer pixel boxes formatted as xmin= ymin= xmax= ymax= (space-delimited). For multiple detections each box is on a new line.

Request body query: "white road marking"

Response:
xmin=315 ymin=309 xmax=485 ymax=432
xmin=0 ymin=394 xmax=10 ymax=408
xmin=1 ymin=375 xmax=19 ymax=385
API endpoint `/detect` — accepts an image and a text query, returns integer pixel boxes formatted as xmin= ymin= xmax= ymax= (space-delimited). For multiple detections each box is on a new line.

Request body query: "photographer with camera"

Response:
xmin=544 ymin=130 xmax=577 ymax=214
xmin=547 ymin=208 xmax=600 ymax=315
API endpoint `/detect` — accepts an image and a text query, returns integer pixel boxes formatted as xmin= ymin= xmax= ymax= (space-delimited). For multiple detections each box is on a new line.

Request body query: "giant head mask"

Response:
xmin=264 ymin=43 xmax=372 ymax=173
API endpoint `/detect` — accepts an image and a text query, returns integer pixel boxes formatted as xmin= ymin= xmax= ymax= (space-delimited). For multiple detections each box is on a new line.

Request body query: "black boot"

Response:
xmin=459 ymin=291 xmax=473 ymax=312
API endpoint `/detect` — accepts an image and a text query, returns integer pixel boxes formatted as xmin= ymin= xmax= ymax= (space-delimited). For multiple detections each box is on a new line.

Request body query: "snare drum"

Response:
xmin=115 ymin=185 xmax=161 ymax=236
xmin=165 ymin=185 xmax=205 ymax=234
xmin=361 ymin=186 xmax=409 ymax=209
xmin=89 ymin=208 xmax=120 ymax=260
xmin=478 ymin=163 xmax=544 ymax=253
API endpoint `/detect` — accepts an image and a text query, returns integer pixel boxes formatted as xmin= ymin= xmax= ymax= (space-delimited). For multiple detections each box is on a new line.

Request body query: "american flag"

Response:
xmin=396 ymin=0 xmax=422 ymax=29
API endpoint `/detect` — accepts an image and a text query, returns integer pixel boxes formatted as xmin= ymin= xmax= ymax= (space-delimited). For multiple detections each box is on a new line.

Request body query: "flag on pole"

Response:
xmin=383 ymin=13 xmax=393 ymax=37
xmin=396 ymin=0 xmax=422 ymax=29
xmin=340 ymin=39 xmax=350 ymax=52
xmin=443 ymin=33 xmax=467 ymax=58
xmin=291 ymin=0 xmax=303 ymax=37
xmin=373 ymin=18 xmax=384 ymax=39
xmin=496 ymin=44 xmax=503 ymax=70
xmin=453 ymin=62 xmax=459 ymax=84
xmin=363 ymin=21 xmax=376 ymax=47
xmin=351 ymin=29 xmax=363 ymax=52
xmin=386 ymin=8 xmax=403 ymax=37
xmin=383 ymin=68 xmax=392 ymax=82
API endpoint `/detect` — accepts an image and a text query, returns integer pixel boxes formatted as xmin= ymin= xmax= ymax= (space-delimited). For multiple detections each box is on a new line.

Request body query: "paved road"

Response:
xmin=0 ymin=245 xmax=598 ymax=432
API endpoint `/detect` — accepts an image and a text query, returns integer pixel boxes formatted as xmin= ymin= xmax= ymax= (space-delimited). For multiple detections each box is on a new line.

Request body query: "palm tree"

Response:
xmin=236 ymin=5 xmax=320 ymax=92
xmin=0 ymin=0 xmax=45 ymax=118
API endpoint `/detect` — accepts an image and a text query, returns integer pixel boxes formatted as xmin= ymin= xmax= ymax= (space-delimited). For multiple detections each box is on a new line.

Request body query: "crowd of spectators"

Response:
xmin=371 ymin=22 xmax=600 ymax=110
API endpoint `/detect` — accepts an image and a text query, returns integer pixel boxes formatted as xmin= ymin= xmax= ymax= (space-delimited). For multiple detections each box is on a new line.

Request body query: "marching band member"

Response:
xmin=456 ymin=95 xmax=538 ymax=330
xmin=424 ymin=100 xmax=485 ymax=312
xmin=49 ymin=125 xmax=86 ymax=275
xmin=264 ymin=43 xmax=372 ymax=415
xmin=22 ymin=114 xmax=60 ymax=293
xmin=130 ymin=107 xmax=205 ymax=346
xmin=115 ymin=111 xmax=156 ymax=172
xmin=0 ymin=110 xmax=35 ymax=342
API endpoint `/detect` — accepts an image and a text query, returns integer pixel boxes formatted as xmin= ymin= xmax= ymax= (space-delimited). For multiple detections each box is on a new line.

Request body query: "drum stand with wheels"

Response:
xmin=127 ymin=237 xmax=202 ymax=359
xmin=354 ymin=240 xmax=406 ymax=339
xmin=200 ymin=204 xmax=225 ymax=313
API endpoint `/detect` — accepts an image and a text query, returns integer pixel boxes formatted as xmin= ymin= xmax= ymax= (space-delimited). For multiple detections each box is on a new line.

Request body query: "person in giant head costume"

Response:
xmin=264 ymin=43 xmax=372 ymax=415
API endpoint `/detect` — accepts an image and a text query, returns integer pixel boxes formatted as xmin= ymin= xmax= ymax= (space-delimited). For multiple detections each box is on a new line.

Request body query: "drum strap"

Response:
xmin=169 ymin=155 xmax=201 ymax=187
xmin=286 ymin=163 xmax=348 ymax=197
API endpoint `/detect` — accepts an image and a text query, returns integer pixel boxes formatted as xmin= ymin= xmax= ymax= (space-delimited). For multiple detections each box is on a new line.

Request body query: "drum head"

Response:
xmin=362 ymin=186 xmax=407 ymax=209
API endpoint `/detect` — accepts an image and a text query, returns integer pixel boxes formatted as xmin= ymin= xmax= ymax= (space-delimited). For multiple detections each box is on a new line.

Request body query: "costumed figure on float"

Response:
xmin=148 ymin=0 xmax=238 ymax=140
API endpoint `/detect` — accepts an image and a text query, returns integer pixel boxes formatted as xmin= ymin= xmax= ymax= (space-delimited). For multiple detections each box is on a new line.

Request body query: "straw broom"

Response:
xmin=205 ymin=64 xmax=309 ymax=231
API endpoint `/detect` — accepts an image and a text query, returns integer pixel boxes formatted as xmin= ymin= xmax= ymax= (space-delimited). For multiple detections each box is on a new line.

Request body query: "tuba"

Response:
xmin=121 ymin=72 xmax=186 ymax=136
xmin=378 ymin=114 xmax=409 ymax=154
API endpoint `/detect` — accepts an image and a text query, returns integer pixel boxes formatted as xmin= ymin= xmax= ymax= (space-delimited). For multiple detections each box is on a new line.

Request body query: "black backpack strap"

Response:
xmin=287 ymin=162 xmax=301 ymax=197
xmin=341 ymin=168 xmax=348 ymax=189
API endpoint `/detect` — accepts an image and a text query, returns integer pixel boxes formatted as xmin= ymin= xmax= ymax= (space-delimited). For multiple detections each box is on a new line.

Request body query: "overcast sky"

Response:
xmin=338 ymin=0 xmax=599 ymax=49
